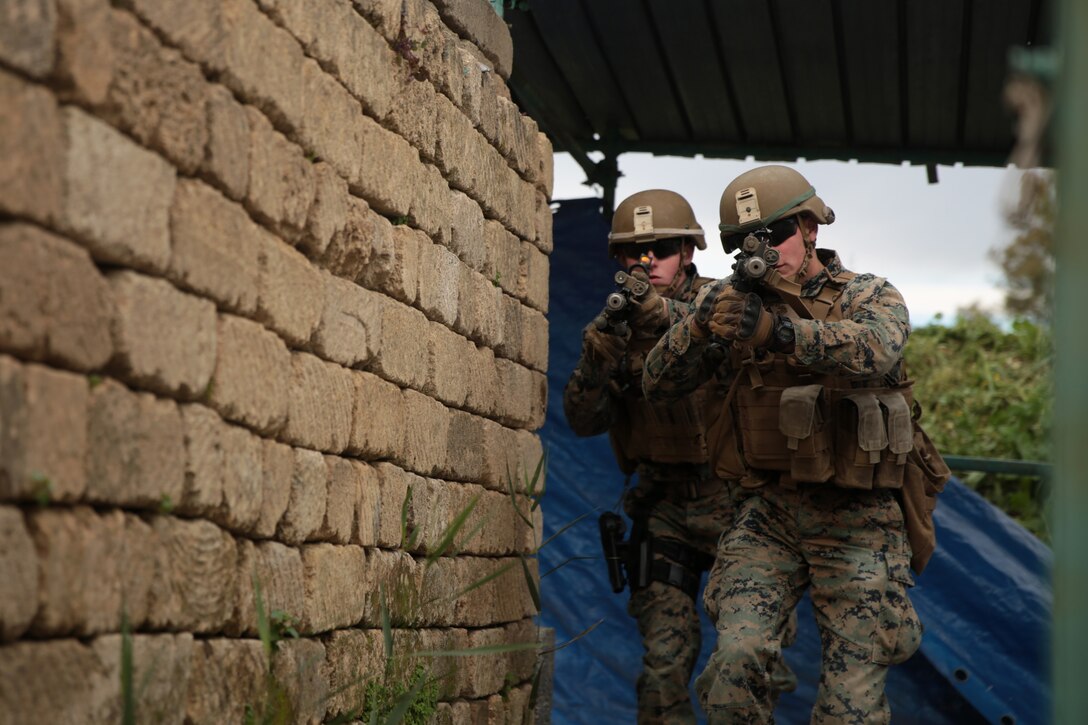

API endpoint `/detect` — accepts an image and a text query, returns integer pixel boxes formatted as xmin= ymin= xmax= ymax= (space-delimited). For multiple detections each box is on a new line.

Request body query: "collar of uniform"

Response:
xmin=799 ymin=248 xmax=845 ymax=298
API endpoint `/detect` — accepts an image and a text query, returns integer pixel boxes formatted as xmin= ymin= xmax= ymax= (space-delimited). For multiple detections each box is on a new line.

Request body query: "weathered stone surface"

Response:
xmin=185 ymin=638 xmax=266 ymax=724
xmin=425 ymin=322 xmax=471 ymax=408
xmin=533 ymin=188 xmax=554 ymax=253
xmin=300 ymin=543 xmax=366 ymax=632
xmin=257 ymin=438 xmax=294 ymax=538
xmin=298 ymin=58 xmax=366 ymax=189
xmin=270 ymin=637 xmax=328 ymax=723
xmin=0 ymin=223 xmax=113 ymax=371
xmin=108 ymin=271 xmax=217 ymax=399
xmin=354 ymin=219 xmax=415 ymax=305
xmin=208 ymin=313 xmax=290 ymax=435
xmin=0 ymin=506 xmax=37 ymax=641
xmin=91 ymin=632 xmax=195 ymax=725
xmin=257 ymin=232 xmax=324 ymax=347
xmin=112 ymin=0 xmax=228 ymax=72
xmin=178 ymin=403 xmax=224 ymax=516
xmin=430 ymin=0 xmax=512 ymax=80
xmin=536 ymin=131 xmax=554 ymax=200
xmin=483 ymin=219 xmax=521 ymax=300
xmin=408 ymin=148 xmax=453 ymax=245
xmin=373 ymin=463 xmax=414 ymax=549
xmin=311 ymin=271 xmax=383 ymax=369
xmin=277 ymin=448 xmax=327 ymax=545
xmin=520 ymin=239 xmax=550 ymax=313
xmin=0 ymin=639 xmax=111 ymax=723
xmin=349 ymin=0 xmax=402 ymax=43
xmin=219 ymin=0 xmax=307 ymax=135
xmin=400 ymin=388 xmax=450 ymax=477
xmin=265 ymin=0 xmax=399 ymax=120
xmin=27 ymin=506 xmax=124 ymax=636
xmin=319 ymin=193 xmax=392 ymax=286
xmin=98 ymin=8 xmax=209 ymax=175
xmin=53 ymin=0 xmax=113 ymax=107
xmin=462 ymin=344 xmax=498 ymax=418
xmin=363 ymin=545 xmax=424 ymax=625
xmin=0 ymin=70 xmax=65 ymax=226
xmin=347 ymin=370 xmax=404 ymax=459
xmin=201 ymin=83 xmax=250 ymax=201
xmin=352 ymin=461 xmax=380 ymax=547
xmin=447 ymin=189 xmax=486 ymax=271
xmin=254 ymin=540 xmax=306 ymax=629
xmin=0 ymin=0 xmax=56 ymax=78
xmin=417 ymin=239 xmax=461 ymax=328
xmin=494 ymin=358 xmax=533 ymax=428
xmin=300 ymin=161 xmax=349 ymax=258
xmin=457 ymin=264 xmax=503 ymax=349
xmin=119 ymin=512 xmax=157 ymax=628
xmin=352 ymin=112 xmax=420 ymax=218
xmin=62 ymin=106 xmax=176 ymax=273
xmin=520 ymin=304 xmax=548 ymax=372
xmin=85 ymin=378 xmax=185 ymax=508
xmin=495 ymin=292 xmax=521 ymax=362
xmin=147 ymin=516 xmax=238 ymax=632
xmin=169 ymin=178 xmax=262 ymax=316
xmin=218 ymin=423 xmax=263 ymax=534
xmin=371 ymin=300 xmax=429 ymax=390
xmin=445 ymin=410 xmax=486 ymax=483
xmin=387 ymin=76 xmax=438 ymax=161
xmin=245 ymin=105 xmax=315 ymax=240
xmin=323 ymin=628 xmax=384 ymax=717
xmin=317 ymin=455 xmax=358 ymax=544
xmin=281 ymin=352 xmax=354 ymax=453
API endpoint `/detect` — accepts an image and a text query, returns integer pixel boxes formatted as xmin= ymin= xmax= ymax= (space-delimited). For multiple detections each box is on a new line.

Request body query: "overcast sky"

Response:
xmin=551 ymin=152 xmax=1024 ymax=327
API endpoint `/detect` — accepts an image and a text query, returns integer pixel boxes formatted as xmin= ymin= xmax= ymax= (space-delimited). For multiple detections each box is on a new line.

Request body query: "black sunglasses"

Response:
xmin=614 ymin=238 xmax=684 ymax=260
xmin=722 ymin=216 xmax=799 ymax=253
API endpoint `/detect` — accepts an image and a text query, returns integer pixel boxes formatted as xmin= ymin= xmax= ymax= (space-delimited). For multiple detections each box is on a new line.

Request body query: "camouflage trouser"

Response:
xmin=624 ymin=479 xmax=798 ymax=724
xmin=695 ymin=484 xmax=922 ymax=725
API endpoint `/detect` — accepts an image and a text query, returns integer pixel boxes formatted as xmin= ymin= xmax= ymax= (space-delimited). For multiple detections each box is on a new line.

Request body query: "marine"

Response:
xmin=564 ymin=189 xmax=795 ymax=724
xmin=642 ymin=166 xmax=949 ymax=724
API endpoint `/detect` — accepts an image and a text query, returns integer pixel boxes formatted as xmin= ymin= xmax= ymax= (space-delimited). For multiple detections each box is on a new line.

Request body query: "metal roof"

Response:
xmin=506 ymin=0 xmax=1053 ymax=187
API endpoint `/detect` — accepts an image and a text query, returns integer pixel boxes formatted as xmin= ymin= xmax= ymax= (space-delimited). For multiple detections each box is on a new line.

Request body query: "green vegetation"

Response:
xmin=906 ymin=312 xmax=1052 ymax=540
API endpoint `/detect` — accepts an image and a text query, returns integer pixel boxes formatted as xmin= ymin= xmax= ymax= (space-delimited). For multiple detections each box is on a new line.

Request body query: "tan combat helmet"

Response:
xmin=718 ymin=165 xmax=835 ymax=244
xmin=607 ymin=189 xmax=706 ymax=256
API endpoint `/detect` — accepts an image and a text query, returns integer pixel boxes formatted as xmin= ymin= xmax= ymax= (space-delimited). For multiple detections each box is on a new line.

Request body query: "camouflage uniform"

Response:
xmin=565 ymin=268 xmax=735 ymax=724
xmin=643 ymin=250 xmax=923 ymax=724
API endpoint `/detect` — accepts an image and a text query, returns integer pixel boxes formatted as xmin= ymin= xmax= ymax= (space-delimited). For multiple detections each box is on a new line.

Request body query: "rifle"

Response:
xmin=594 ymin=254 xmax=653 ymax=337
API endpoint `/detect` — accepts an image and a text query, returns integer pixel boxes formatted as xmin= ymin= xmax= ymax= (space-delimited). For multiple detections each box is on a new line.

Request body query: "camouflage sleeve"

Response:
xmin=562 ymin=332 xmax=619 ymax=436
xmin=641 ymin=285 xmax=722 ymax=402
xmin=791 ymin=275 xmax=911 ymax=377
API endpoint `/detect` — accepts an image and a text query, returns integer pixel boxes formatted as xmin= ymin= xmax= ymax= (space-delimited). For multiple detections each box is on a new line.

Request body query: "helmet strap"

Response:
xmin=795 ymin=239 xmax=815 ymax=283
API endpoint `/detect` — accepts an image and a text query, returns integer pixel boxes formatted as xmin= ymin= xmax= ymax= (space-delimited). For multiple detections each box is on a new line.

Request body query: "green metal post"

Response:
xmin=1051 ymin=0 xmax=1088 ymax=720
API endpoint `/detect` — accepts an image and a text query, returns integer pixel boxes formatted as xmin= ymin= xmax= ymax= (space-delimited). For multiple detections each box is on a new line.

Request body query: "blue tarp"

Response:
xmin=538 ymin=198 xmax=1051 ymax=724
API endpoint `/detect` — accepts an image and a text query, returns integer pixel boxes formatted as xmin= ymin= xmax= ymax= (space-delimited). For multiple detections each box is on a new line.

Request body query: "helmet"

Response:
xmin=718 ymin=166 xmax=835 ymax=239
xmin=608 ymin=189 xmax=706 ymax=255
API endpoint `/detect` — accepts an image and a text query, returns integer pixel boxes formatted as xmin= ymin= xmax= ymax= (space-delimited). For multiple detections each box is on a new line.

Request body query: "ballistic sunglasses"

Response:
xmin=613 ymin=238 xmax=684 ymax=260
xmin=722 ymin=216 xmax=799 ymax=253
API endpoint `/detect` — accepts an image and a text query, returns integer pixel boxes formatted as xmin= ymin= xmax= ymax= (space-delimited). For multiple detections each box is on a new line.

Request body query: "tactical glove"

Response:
xmin=708 ymin=291 xmax=775 ymax=348
xmin=582 ymin=321 xmax=627 ymax=370
xmin=628 ymin=283 xmax=670 ymax=339
xmin=691 ymin=279 xmax=728 ymax=338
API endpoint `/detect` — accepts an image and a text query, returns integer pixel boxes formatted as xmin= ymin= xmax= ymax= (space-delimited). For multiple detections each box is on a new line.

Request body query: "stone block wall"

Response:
xmin=0 ymin=0 xmax=552 ymax=722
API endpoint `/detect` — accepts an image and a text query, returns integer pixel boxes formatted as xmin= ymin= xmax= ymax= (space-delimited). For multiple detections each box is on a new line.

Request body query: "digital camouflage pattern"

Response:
xmin=564 ymin=267 xmax=760 ymax=723
xmin=625 ymin=475 xmax=735 ymax=724
xmin=642 ymin=250 xmax=920 ymax=724
xmin=696 ymin=485 xmax=920 ymax=724
xmin=642 ymin=251 xmax=910 ymax=398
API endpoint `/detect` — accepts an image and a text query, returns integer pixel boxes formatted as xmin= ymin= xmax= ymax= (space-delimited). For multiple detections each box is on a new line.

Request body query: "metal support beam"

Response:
xmin=1052 ymin=0 xmax=1088 ymax=719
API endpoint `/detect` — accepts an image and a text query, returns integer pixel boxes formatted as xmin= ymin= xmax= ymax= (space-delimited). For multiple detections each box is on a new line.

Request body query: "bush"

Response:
xmin=905 ymin=312 xmax=1052 ymax=541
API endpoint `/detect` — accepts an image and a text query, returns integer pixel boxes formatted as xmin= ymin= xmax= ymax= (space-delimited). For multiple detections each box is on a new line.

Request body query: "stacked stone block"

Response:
xmin=0 ymin=0 xmax=552 ymax=721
